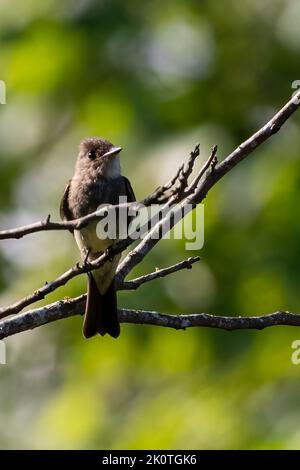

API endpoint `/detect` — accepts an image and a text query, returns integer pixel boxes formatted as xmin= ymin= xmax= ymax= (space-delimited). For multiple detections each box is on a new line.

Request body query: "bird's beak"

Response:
xmin=102 ymin=146 xmax=122 ymax=158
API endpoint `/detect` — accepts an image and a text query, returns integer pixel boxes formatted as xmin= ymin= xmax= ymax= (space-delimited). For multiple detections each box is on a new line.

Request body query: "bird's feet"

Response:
xmin=83 ymin=249 xmax=92 ymax=276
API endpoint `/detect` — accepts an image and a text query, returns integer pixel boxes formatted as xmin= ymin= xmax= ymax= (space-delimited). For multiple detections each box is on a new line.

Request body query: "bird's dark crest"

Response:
xmin=80 ymin=137 xmax=113 ymax=156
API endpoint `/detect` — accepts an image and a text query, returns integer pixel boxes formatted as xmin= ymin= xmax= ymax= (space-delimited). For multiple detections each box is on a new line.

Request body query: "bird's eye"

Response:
xmin=87 ymin=150 xmax=97 ymax=159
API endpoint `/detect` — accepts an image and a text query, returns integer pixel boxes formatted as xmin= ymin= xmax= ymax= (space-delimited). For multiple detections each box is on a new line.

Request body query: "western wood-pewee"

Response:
xmin=60 ymin=137 xmax=135 ymax=338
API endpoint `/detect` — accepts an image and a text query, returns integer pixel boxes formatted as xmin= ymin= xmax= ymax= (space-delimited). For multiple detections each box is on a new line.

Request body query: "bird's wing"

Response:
xmin=123 ymin=176 xmax=136 ymax=203
xmin=60 ymin=180 xmax=74 ymax=223
xmin=122 ymin=176 xmax=136 ymax=234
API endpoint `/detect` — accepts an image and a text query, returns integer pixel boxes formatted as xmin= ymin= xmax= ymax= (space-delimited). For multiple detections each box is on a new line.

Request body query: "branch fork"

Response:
xmin=1 ymin=90 xmax=300 ymax=338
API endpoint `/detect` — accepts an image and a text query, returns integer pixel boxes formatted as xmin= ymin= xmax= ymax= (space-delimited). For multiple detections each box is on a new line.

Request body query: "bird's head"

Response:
xmin=77 ymin=137 xmax=122 ymax=178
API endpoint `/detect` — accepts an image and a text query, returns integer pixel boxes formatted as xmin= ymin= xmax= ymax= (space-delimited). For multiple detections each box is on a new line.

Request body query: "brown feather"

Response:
xmin=83 ymin=276 xmax=119 ymax=339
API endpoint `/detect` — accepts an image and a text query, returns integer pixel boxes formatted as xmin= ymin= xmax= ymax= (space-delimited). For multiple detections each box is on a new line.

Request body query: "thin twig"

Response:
xmin=173 ymin=144 xmax=200 ymax=200
xmin=119 ymin=256 xmax=200 ymax=290
xmin=185 ymin=145 xmax=218 ymax=197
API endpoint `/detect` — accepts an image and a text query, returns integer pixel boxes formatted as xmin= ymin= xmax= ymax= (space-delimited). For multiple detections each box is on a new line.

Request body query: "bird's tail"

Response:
xmin=83 ymin=275 xmax=120 ymax=339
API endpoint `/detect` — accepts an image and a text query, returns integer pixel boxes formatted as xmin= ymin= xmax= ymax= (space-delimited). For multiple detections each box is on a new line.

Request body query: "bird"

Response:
xmin=60 ymin=137 xmax=136 ymax=339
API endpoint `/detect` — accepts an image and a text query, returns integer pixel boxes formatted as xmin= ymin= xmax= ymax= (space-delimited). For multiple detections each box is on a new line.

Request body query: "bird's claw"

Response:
xmin=83 ymin=249 xmax=91 ymax=276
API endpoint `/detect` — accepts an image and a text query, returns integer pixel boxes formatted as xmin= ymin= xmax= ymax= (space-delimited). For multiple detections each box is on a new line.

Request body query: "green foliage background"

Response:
xmin=0 ymin=0 xmax=300 ymax=449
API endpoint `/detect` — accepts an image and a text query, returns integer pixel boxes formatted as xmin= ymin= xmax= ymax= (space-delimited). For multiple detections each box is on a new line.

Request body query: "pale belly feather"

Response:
xmin=74 ymin=220 xmax=121 ymax=295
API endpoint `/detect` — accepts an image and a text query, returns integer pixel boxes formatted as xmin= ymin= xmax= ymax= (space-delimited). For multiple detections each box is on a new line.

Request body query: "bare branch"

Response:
xmin=0 ymin=203 xmax=142 ymax=240
xmin=0 ymin=252 xmax=199 ymax=320
xmin=122 ymin=310 xmax=300 ymax=331
xmin=119 ymin=256 xmax=200 ymax=290
xmin=1 ymin=91 xmax=299 ymax=243
xmin=0 ymin=237 xmax=133 ymax=320
xmin=0 ymin=90 xmax=300 ymax=331
xmin=173 ymin=144 xmax=201 ymax=200
xmin=1 ymin=295 xmax=300 ymax=340
xmin=118 ymin=91 xmax=300 ymax=279
xmin=0 ymin=153 xmax=202 ymax=317
xmin=191 ymin=91 xmax=300 ymax=206
xmin=0 ymin=145 xmax=200 ymax=240
xmin=185 ymin=145 xmax=218 ymax=197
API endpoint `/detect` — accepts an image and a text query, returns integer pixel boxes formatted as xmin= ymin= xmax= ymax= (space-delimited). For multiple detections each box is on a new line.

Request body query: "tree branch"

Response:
xmin=1 ymin=295 xmax=300 ymax=340
xmin=119 ymin=256 xmax=200 ymax=290
xmin=184 ymin=144 xmax=218 ymax=197
xmin=118 ymin=91 xmax=300 ymax=280
xmin=0 ymin=254 xmax=200 ymax=320
xmin=0 ymin=237 xmax=135 ymax=319
xmin=0 ymin=203 xmax=143 ymax=240
xmin=0 ymin=90 xmax=299 ymax=243
xmin=0 ymin=144 xmax=201 ymax=240
xmin=0 ymin=90 xmax=300 ymax=337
